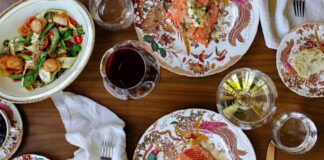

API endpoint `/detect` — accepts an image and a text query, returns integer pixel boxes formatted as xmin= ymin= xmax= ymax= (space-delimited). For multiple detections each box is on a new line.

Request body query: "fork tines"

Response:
xmin=101 ymin=140 xmax=113 ymax=160
xmin=293 ymin=0 xmax=305 ymax=17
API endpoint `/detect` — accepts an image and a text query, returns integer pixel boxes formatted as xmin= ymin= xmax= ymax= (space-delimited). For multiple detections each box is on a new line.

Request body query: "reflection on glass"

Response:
xmin=100 ymin=40 xmax=160 ymax=100
xmin=89 ymin=0 xmax=135 ymax=30
xmin=272 ymin=112 xmax=317 ymax=154
xmin=217 ymin=68 xmax=277 ymax=130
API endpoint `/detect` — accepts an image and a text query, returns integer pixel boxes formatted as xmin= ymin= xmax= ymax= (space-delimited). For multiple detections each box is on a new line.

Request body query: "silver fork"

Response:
xmin=101 ymin=140 xmax=113 ymax=160
xmin=293 ymin=0 xmax=305 ymax=17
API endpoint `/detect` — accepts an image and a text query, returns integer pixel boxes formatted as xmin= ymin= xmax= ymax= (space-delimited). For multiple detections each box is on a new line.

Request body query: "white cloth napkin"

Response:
xmin=51 ymin=92 xmax=128 ymax=160
xmin=257 ymin=0 xmax=324 ymax=49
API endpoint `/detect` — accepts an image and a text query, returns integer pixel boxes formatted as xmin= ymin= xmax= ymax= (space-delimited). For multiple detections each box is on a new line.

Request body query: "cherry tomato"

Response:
xmin=40 ymin=36 xmax=49 ymax=51
xmin=18 ymin=27 xmax=29 ymax=36
xmin=18 ymin=17 xmax=36 ymax=36
xmin=74 ymin=36 xmax=83 ymax=44
xmin=21 ymin=50 xmax=33 ymax=55
xmin=69 ymin=17 xmax=78 ymax=26
xmin=24 ymin=17 xmax=36 ymax=29
xmin=48 ymin=30 xmax=54 ymax=39
xmin=65 ymin=40 xmax=73 ymax=48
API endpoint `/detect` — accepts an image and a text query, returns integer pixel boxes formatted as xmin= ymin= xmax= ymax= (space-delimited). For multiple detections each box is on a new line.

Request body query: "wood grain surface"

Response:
xmin=1 ymin=0 xmax=323 ymax=160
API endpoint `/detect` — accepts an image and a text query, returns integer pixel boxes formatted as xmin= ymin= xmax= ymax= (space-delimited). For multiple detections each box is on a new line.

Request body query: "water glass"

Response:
xmin=100 ymin=40 xmax=160 ymax=100
xmin=89 ymin=0 xmax=135 ymax=30
xmin=272 ymin=112 xmax=317 ymax=154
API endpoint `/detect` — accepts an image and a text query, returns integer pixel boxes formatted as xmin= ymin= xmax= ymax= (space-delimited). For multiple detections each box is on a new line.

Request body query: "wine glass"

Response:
xmin=89 ymin=0 xmax=135 ymax=30
xmin=217 ymin=68 xmax=277 ymax=130
xmin=100 ymin=40 xmax=160 ymax=100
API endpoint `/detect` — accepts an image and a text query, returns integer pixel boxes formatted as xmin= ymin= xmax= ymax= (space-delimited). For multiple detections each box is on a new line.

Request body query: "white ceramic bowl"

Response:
xmin=0 ymin=0 xmax=95 ymax=103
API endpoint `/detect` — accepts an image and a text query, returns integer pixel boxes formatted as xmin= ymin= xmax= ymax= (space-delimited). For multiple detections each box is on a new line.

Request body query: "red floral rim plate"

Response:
xmin=276 ymin=22 xmax=324 ymax=98
xmin=13 ymin=154 xmax=50 ymax=160
xmin=134 ymin=0 xmax=259 ymax=77
xmin=133 ymin=109 xmax=256 ymax=160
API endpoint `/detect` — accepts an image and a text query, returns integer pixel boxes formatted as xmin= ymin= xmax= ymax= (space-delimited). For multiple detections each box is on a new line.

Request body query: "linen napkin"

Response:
xmin=256 ymin=0 xmax=324 ymax=49
xmin=51 ymin=92 xmax=128 ymax=160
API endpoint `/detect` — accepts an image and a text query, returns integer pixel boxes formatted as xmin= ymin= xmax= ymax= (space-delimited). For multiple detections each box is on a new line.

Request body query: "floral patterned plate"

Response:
xmin=276 ymin=23 xmax=324 ymax=98
xmin=0 ymin=100 xmax=23 ymax=160
xmin=133 ymin=109 xmax=255 ymax=160
xmin=13 ymin=154 xmax=49 ymax=160
xmin=134 ymin=0 xmax=259 ymax=77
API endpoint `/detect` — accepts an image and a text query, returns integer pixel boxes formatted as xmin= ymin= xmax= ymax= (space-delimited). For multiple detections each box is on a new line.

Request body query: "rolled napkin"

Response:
xmin=51 ymin=92 xmax=128 ymax=160
xmin=257 ymin=0 xmax=324 ymax=49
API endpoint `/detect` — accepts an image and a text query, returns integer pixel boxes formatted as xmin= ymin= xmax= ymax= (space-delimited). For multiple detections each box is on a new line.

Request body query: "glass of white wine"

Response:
xmin=217 ymin=68 xmax=277 ymax=130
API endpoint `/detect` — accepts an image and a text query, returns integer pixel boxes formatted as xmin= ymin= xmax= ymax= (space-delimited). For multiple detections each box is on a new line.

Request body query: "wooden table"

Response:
xmin=1 ymin=0 xmax=323 ymax=160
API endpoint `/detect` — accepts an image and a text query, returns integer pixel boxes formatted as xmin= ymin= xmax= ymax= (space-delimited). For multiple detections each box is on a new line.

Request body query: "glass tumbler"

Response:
xmin=89 ymin=0 xmax=135 ymax=30
xmin=272 ymin=112 xmax=317 ymax=154
xmin=217 ymin=68 xmax=277 ymax=130
xmin=100 ymin=40 xmax=160 ymax=100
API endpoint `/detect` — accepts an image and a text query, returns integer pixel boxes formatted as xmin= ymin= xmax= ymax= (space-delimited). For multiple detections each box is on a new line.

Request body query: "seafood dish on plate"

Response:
xmin=135 ymin=0 xmax=259 ymax=76
xmin=167 ymin=0 xmax=225 ymax=47
xmin=173 ymin=140 xmax=229 ymax=160
xmin=133 ymin=109 xmax=256 ymax=160
xmin=0 ymin=9 xmax=85 ymax=91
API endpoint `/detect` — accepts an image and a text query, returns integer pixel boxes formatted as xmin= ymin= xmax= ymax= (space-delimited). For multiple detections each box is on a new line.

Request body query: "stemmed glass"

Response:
xmin=100 ymin=40 xmax=160 ymax=100
xmin=217 ymin=68 xmax=277 ymax=130
xmin=217 ymin=68 xmax=317 ymax=158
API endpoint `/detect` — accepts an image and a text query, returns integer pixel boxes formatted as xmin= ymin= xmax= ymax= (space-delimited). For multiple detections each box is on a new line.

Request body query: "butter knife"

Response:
xmin=266 ymin=140 xmax=276 ymax=160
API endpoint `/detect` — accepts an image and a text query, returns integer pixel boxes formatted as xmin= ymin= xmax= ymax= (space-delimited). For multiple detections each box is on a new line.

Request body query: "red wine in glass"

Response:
xmin=105 ymin=48 xmax=146 ymax=89
xmin=100 ymin=40 xmax=160 ymax=100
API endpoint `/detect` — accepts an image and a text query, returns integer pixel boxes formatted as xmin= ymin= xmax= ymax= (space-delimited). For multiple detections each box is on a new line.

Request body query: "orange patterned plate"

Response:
xmin=134 ymin=0 xmax=259 ymax=77
xmin=133 ymin=109 xmax=255 ymax=160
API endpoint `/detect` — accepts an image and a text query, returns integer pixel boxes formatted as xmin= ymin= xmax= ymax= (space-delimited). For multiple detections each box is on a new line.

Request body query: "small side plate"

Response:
xmin=13 ymin=154 xmax=50 ymax=160
xmin=0 ymin=100 xmax=23 ymax=159
xmin=276 ymin=22 xmax=324 ymax=98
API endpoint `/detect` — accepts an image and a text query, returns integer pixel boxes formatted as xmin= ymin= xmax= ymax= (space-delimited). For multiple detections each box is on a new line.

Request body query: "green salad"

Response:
xmin=0 ymin=9 xmax=85 ymax=90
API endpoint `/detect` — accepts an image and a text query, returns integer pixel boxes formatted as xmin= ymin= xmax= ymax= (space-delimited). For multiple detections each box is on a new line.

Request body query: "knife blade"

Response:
xmin=266 ymin=140 xmax=276 ymax=160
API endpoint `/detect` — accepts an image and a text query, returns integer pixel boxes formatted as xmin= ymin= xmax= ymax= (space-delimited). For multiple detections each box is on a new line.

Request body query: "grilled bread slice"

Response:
xmin=291 ymin=48 xmax=324 ymax=78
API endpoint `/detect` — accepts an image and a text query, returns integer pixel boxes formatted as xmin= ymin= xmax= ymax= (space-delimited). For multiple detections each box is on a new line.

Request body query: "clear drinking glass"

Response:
xmin=272 ymin=112 xmax=317 ymax=154
xmin=217 ymin=68 xmax=277 ymax=130
xmin=100 ymin=40 xmax=160 ymax=100
xmin=89 ymin=0 xmax=135 ymax=30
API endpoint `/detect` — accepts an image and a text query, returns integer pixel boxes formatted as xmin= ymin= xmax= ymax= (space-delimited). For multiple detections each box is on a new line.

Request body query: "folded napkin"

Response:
xmin=51 ymin=92 xmax=128 ymax=160
xmin=257 ymin=0 xmax=324 ymax=49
